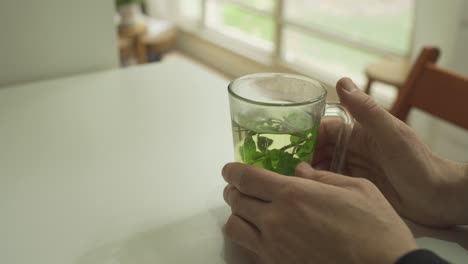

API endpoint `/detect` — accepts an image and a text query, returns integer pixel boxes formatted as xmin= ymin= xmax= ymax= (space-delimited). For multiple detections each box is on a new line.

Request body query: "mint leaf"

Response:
xmin=262 ymin=155 xmax=274 ymax=171
xmin=277 ymin=152 xmax=301 ymax=176
xmin=296 ymin=137 xmax=316 ymax=161
xmin=257 ymin=136 xmax=273 ymax=152
xmin=244 ymin=134 xmax=256 ymax=151
xmin=237 ymin=120 xmax=318 ymax=176
xmin=239 ymin=145 xmax=245 ymax=161
xmin=266 ymin=149 xmax=281 ymax=169
xmin=297 ymin=127 xmax=313 ymax=139
xmin=290 ymin=134 xmax=303 ymax=144
xmin=240 ymin=134 xmax=264 ymax=164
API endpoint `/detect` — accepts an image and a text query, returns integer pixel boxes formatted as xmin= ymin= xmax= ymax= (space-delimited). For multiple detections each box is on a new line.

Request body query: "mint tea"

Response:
xmin=232 ymin=112 xmax=318 ymax=176
xmin=228 ymin=73 xmax=352 ymax=174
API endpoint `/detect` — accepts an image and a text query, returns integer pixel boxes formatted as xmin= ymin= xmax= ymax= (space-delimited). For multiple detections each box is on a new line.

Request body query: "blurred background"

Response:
xmin=0 ymin=0 xmax=467 ymax=159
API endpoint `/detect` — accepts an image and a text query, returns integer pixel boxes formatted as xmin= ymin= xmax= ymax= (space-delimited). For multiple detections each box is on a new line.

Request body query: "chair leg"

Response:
xmin=364 ymin=78 xmax=373 ymax=94
xmin=135 ymin=38 xmax=147 ymax=64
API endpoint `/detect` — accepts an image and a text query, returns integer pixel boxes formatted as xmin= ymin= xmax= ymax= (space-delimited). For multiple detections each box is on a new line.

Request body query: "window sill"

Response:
xmin=177 ymin=21 xmax=274 ymax=68
xmin=174 ymin=20 xmax=397 ymax=106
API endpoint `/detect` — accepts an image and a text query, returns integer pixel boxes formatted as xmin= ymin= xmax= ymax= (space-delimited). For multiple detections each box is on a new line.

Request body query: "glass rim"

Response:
xmin=228 ymin=73 xmax=328 ymax=107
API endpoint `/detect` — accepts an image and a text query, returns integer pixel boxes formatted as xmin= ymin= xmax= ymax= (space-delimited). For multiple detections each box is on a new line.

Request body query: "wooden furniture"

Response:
xmin=364 ymin=57 xmax=411 ymax=94
xmin=1 ymin=58 xmax=468 ymax=263
xmin=139 ymin=18 xmax=177 ymax=62
xmin=390 ymin=47 xmax=468 ymax=130
xmin=117 ymin=19 xmax=177 ymax=64
xmin=118 ymin=23 xmax=148 ymax=64
xmin=141 ymin=28 xmax=177 ymax=60
xmin=118 ymin=37 xmax=133 ymax=64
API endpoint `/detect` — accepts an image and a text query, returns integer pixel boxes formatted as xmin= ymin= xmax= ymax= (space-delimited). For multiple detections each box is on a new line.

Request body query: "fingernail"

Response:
xmin=338 ymin=77 xmax=357 ymax=93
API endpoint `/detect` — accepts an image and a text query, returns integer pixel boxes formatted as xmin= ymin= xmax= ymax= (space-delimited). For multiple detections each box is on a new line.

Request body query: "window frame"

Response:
xmin=179 ymin=0 xmax=414 ymax=70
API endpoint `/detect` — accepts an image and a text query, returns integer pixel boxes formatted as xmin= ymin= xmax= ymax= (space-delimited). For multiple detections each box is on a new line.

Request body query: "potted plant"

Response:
xmin=116 ymin=0 xmax=145 ymax=25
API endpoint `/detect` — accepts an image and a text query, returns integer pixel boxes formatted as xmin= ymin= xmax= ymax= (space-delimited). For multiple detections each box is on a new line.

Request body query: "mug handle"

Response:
xmin=323 ymin=103 xmax=354 ymax=174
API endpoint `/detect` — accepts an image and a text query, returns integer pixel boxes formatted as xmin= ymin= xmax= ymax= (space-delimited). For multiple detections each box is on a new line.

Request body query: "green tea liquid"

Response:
xmin=232 ymin=119 xmax=318 ymax=176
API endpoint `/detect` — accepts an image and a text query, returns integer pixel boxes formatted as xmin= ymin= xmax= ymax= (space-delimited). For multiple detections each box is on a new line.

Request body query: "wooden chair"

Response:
xmin=118 ymin=23 xmax=148 ymax=64
xmin=390 ymin=47 xmax=468 ymax=130
xmin=139 ymin=18 xmax=177 ymax=62
xmin=118 ymin=37 xmax=133 ymax=65
xmin=364 ymin=57 xmax=411 ymax=94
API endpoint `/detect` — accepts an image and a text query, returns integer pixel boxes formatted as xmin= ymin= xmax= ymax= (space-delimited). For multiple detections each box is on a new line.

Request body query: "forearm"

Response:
xmin=420 ymin=157 xmax=468 ymax=226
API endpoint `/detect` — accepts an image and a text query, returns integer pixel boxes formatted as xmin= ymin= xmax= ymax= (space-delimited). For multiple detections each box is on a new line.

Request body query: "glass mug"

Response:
xmin=228 ymin=73 xmax=354 ymax=176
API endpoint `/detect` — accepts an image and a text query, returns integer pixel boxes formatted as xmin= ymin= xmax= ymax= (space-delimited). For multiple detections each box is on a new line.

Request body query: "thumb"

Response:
xmin=336 ymin=77 xmax=401 ymax=139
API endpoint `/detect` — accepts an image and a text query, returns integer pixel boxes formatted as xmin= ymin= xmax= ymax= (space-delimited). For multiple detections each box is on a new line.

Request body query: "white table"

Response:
xmin=1 ymin=58 xmax=467 ymax=264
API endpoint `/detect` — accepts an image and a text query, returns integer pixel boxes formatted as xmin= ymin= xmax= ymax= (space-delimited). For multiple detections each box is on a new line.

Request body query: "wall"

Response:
xmin=451 ymin=1 xmax=468 ymax=75
xmin=408 ymin=0 xmax=468 ymax=161
xmin=0 ymin=0 xmax=118 ymax=87
xmin=412 ymin=0 xmax=463 ymax=67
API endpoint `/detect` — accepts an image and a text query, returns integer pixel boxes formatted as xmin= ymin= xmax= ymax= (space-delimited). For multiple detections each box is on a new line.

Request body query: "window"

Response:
xmin=284 ymin=0 xmax=414 ymax=56
xmin=175 ymin=0 xmax=415 ymax=82
xmin=205 ymin=0 xmax=275 ymax=50
xmin=177 ymin=0 xmax=202 ymax=20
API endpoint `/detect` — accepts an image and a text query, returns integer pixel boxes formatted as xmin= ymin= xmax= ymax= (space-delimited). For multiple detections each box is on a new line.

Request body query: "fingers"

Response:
xmin=336 ymin=78 xmax=394 ymax=132
xmin=312 ymin=143 xmax=334 ymax=167
xmin=315 ymin=118 xmax=342 ymax=148
xmin=224 ymin=184 xmax=267 ymax=226
xmin=224 ymin=214 xmax=261 ymax=253
xmin=336 ymin=78 xmax=407 ymax=146
xmin=222 ymin=162 xmax=286 ymax=201
xmin=311 ymin=119 xmax=340 ymax=170
xmin=313 ymin=158 xmax=332 ymax=171
xmin=295 ymin=162 xmax=352 ymax=186
xmin=336 ymin=77 xmax=424 ymax=160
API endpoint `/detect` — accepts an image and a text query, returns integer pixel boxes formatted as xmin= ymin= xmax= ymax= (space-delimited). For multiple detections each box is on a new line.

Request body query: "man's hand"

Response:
xmin=314 ymin=78 xmax=468 ymax=227
xmin=222 ymin=162 xmax=417 ymax=264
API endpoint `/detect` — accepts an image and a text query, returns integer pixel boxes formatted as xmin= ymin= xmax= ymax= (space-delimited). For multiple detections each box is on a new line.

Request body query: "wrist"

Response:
xmin=453 ymin=162 xmax=468 ymax=224
xmin=430 ymin=159 xmax=468 ymax=226
xmin=374 ymin=236 xmax=418 ymax=264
